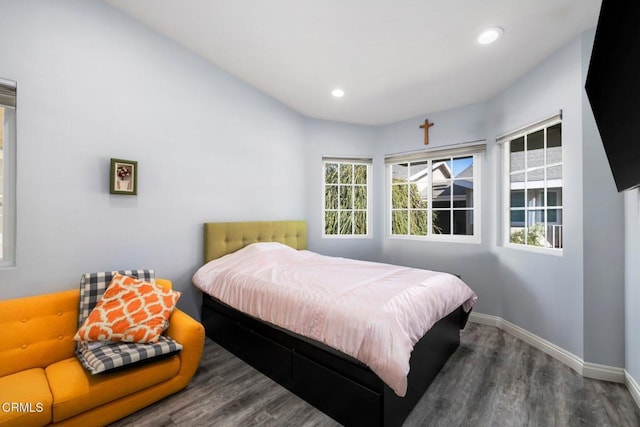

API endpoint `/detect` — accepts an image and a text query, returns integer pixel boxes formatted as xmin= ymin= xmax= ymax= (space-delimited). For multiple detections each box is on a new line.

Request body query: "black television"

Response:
xmin=585 ymin=0 xmax=640 ymax=192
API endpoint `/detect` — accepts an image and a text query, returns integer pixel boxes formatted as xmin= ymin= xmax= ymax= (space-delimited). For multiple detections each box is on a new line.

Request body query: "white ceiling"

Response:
xmin=105 ymin=0 xmax=602 ymax=126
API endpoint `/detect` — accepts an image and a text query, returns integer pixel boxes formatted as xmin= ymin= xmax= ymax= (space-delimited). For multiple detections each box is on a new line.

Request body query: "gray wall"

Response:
xmin=580 ymin=31 xmax=625 ymax=367
xmin=625 ymin=190 xmax=640 ymax=380
xmin=489 ymin=35 xmax=586 ymax=359
xmin=302 ymin=118 xmax=381 ymax=262
xmin=0 ymin=0 xmax=306 ymax=319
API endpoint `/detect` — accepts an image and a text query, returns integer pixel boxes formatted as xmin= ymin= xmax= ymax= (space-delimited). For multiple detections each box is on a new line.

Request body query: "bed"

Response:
xmin=194 ymin=220 xmax=475 ymax=427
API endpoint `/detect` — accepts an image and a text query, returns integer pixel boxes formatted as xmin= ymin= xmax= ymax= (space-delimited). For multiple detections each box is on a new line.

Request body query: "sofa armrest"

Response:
xmin=155 ymin=278 xmax=173 ymax=291
xmin=165 ymin=309 xmax=205 ymax=383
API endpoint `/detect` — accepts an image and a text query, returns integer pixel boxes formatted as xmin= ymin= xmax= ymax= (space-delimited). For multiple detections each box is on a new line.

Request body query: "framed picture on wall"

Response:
xmin=110 ymin=158 xmax=137 ymax=195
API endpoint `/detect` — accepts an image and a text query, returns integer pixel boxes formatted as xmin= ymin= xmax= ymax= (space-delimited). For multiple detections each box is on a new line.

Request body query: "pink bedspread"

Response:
xmin=192 ymin=242 xmax=477 ymax=396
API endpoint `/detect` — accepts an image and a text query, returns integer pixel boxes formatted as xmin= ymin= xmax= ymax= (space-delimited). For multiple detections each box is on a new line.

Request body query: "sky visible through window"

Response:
xmin=453 ymin=156 xmax=472 ymax=176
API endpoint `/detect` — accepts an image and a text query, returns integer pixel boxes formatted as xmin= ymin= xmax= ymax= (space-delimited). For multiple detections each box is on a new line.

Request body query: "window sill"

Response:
xmin=322 ymin=234 xmax=372 ymax=239
xmin=502 ymin=242 xmax=563 ymax=256
xmin=386 ymin=234 xmax=481 ymax=245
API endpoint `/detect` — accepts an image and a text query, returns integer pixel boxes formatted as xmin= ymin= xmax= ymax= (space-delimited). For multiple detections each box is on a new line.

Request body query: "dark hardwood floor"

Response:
xmin=111 ymin=323 xmax=640 ymax=426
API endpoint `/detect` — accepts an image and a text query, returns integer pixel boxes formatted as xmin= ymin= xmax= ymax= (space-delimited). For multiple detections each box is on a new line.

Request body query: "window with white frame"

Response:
xmin=385 ymin=143 xmax=483 ymax=241
xmin=0 ymin=79 xmax=16 ymax=266
xmin=499 ymin=114 xmax=563 ymax=250
xmin=323 ymin=157 xmax=371 ymax=237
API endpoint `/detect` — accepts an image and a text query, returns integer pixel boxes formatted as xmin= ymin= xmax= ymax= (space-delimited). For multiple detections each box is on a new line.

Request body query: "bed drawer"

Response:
xmin=236 ymin=324 xmax=293 ymax=387
xmin=201 ymin=304 xmax=237 ymax=352
xmin=293 ymin=352 xmax=382 ymax=427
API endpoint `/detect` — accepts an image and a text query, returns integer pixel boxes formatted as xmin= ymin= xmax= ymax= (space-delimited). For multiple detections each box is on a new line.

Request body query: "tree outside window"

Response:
xmin=323 ymin=160 xmax=370 ymax=237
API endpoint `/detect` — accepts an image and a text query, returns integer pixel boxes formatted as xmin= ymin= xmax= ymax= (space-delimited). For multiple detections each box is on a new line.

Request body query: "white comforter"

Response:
xmin=192 ymin=242 xmax=477 ymax=396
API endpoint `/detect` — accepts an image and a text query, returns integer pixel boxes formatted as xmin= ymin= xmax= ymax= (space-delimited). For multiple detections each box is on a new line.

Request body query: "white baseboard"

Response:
xmin=468 ymin=312 xmax=625 ymax=383
xmin=583 ymin=362 xmax=626 ymax=383
xmin=626 ymin=371 xmax=640 ymax=410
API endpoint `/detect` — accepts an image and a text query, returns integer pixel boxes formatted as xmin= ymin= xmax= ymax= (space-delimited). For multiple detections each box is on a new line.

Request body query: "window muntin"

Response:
xmin=389 ymin=153 xmax=479 ymax=241
xmin=505 ymin=121 xmax=562 ymax=250
xmin=323 ymin=160 xmax=370 ymax=237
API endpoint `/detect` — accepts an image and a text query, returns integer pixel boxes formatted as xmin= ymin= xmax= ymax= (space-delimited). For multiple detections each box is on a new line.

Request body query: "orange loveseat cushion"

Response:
xmin=0 ymin=289 xmax=78 ymax=378
xmin=45 ymin=354 xmax=180 ymax=423
xmin=0 ymin=368 xmax=52 ymax=427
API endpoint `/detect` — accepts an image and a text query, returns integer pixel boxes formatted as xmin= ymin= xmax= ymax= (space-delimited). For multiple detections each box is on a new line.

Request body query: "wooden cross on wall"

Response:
xmin=419 ymin=118 xmax=434 ymax=145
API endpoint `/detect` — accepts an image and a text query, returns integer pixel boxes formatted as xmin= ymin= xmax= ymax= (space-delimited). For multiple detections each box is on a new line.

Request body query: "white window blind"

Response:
xmin=0 ymin=80 xmax=16 ymax=108
xmin=322 ymin=155 xmax=373 ymax=164
xmin=496 ymin=111 xmax=562 ymax=144
xmin=384 ymin=140 xmax=486 ymax=164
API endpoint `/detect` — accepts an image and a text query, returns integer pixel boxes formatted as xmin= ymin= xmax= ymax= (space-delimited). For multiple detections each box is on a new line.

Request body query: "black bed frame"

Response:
xmin=201 ymin=295 xmax=466 ymax=427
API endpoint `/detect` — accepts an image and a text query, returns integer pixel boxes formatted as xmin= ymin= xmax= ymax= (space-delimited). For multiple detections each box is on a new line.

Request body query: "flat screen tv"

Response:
xmin=585 ymin=0 xmax=640 ymax=192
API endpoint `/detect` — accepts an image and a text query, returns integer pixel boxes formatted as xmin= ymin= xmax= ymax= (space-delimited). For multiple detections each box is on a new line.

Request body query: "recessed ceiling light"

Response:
xmin=478 ymin=27 xmax=503 ymax=45
xmin=331 ymin=89 xmax=345 ymax=98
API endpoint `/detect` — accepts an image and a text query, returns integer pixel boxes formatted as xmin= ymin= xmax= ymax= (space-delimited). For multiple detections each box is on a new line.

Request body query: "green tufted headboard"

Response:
xmin=203 ymin=221 xmax=308 ymax=263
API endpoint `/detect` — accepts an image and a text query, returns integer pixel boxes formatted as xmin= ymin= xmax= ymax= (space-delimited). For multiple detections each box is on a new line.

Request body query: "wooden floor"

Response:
xmin=111 ymin=323 xmax=640 ymax=426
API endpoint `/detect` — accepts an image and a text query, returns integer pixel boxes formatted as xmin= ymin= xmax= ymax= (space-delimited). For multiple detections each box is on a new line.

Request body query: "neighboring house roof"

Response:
xmin=391 ymin=161 xmax=457 ymax=182
xmin=456 ymin=164 xmax=473 ymax=179
xmin=430 ymin=180 xmax=473 ymax=201
xmin=392 ymin=164 xmax=439 ymax=181
xmin=510 ymin=146 xmax=562 ymax=183
xmin=392 ymin=161 xmax=474 ymax=201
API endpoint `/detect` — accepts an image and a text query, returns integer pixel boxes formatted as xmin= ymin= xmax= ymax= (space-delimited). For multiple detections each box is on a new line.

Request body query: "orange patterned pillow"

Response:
xmin=74 ymin=274 xmax=181 ymax=344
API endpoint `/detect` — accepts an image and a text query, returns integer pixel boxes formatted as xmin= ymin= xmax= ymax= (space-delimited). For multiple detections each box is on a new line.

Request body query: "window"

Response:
xmin=0 ymin=79 xmax=16 ymax=266
xmin=386 ymin=143 xmax=483 ymax=242
xmin=323 ymin=157 xmax=371 ymax=237
xmin=500 ymin=114 xmax=562 ymax=251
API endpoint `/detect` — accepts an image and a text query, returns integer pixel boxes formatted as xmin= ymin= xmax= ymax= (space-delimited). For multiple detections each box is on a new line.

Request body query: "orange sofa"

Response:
xmin=0 ymin=279 xmax=205 ymax=427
